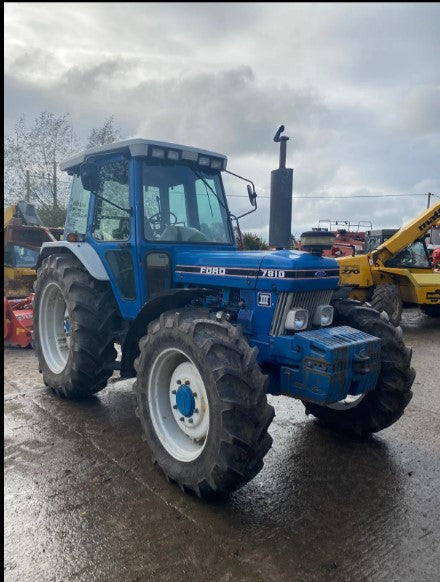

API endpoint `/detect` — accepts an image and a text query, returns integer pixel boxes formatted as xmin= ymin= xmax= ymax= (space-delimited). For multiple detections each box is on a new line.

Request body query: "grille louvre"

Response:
xmin=270 ymin=289 xmax=334 ymax=336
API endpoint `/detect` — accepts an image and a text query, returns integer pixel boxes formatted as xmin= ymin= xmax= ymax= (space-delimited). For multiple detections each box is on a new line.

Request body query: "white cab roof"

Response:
xmin=59 ymin=138 xmax=227 ymax=172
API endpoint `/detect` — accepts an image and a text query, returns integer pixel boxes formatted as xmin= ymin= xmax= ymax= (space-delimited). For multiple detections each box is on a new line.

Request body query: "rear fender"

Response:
xmin=37 ymin=242 xmax=108 ymax=280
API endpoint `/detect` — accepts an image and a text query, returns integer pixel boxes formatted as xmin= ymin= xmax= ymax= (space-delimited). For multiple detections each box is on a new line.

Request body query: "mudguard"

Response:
xmin=37 ymin=242 xmax=109 ymax=280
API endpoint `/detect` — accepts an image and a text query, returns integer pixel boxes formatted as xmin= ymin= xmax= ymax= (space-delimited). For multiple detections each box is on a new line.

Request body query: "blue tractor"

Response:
xmin=34 ymin=127 xmax=415 ymax=498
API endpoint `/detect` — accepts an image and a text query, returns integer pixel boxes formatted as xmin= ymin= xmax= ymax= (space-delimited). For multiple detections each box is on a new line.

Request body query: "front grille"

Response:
xmin=269 ymin=289 xmax=334 ymax=336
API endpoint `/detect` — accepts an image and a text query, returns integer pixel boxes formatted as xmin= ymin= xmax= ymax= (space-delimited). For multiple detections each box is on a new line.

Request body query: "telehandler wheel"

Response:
xmin=134 ymin=308 xmax=274 ymax=499
xmin=304 ymin=299 xmax=415 ymax=437
xmin=34 ymin=253 xmax=119 ymax=399
xmin=369 ymin=283 xmax=402 ymax=326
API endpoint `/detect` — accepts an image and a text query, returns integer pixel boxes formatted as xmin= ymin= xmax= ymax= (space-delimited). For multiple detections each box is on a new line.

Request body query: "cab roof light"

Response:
xmin=211 ymin=159 xmax=222 ymax=169
xmin=168 ymin=150 xmax=180 ymax=160
xmin=151 ymin=147 xmax=165 ymax=158
xmin=198 ymin=156 xmax=210 ymax=166
xmin=181 ymin=150 xmax=198 ymax=161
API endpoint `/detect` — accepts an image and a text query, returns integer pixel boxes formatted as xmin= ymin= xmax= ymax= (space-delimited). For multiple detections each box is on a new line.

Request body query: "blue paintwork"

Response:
xmin=267 ymin=326 xmax=381 ymax=403
xmin=175 ymin=385 xmax=196 ymax=417
xmin=174 ymin=249 xmax=339 ymax=292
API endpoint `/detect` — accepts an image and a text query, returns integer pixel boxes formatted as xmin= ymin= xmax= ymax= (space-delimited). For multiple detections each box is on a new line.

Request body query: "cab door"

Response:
xmin=86 ymin=156 xmax=141 ymax=319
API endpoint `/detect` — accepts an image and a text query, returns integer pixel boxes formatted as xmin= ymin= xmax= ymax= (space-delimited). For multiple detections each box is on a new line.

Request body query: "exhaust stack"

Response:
xmin=269 ymin=125 xmax=293 ymax=249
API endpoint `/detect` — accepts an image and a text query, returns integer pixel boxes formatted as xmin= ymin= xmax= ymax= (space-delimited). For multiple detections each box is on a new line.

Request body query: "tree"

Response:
xmin=86 ymin=116 xmax=121 ymax=149
xmin=239 ymin=231 xmax=270 ymax=250
xmin=4 ymin=112 xmax=79 ymax=214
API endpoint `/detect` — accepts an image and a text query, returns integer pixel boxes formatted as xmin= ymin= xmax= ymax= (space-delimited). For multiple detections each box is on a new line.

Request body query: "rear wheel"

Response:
xmin=134 ymin=308 xmax=274 ymax=498
xmin=304 ymin=299 xmax=415 ymax=436
xmin=369 ymin=283 xmax=402 ymax=326
xmin=34 ymin=253 xmax=119 ymax=398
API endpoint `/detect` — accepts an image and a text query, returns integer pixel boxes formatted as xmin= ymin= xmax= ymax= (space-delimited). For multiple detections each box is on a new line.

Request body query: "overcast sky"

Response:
xmin=4 ymin=2 xmax=440 ymax=238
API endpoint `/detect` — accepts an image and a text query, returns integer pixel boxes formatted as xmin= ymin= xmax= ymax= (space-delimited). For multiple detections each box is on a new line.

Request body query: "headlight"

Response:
xmin=313 ymin=305 xmax=334 ymax=327
xmin=285 ymin=309 xmax=308 ymax=331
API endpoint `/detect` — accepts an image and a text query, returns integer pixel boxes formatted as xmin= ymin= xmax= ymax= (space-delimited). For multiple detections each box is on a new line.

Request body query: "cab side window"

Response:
xmin=65 ymin=175 xmax=91 ymax=236
xmin=92 ymin=160 xmax=130 ymax=241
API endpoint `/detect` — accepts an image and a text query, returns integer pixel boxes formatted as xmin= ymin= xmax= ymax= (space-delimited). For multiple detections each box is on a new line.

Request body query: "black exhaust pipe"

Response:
xmin=269 ymin=125 xmax=293 ymax=250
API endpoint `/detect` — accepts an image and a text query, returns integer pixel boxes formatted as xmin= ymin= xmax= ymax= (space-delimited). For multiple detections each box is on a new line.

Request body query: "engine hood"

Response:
xmin=174 ymin=249 xmax=340 ymax=291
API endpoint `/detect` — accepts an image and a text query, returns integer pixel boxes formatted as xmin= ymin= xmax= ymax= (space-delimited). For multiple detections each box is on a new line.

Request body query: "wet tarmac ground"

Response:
xmin=4 ymin=308 xmax=440 ymax=581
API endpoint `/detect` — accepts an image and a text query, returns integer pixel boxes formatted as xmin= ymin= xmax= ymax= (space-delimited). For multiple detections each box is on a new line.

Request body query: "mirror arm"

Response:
xmin=235 ymin=199 xmax=258 ymax=220
xmin=224 ymin=169 xmax=256 ymax=194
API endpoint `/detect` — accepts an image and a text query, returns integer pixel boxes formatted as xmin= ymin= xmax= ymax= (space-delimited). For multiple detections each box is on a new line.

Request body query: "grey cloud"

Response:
xmin=4 ymin=3 xmax=440 ymax=234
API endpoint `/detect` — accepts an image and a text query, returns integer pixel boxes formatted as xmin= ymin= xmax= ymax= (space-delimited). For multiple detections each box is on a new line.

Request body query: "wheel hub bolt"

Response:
xmin=193 ymin=392 xmax=197 ymax=398
xmin=177 ymin=380 xmax=181 ymax=385
xmin=171 ymin=390 xmax=177 ymax=394
xmin=179 ymin=417 xmax=184 ymax=422
xmin=188 ymin=418 xmax=194 ymax=424
xmin=173 ymin=405 xmax=177 ymax=409
xmin=194 ymin=408 xmax=199 ymax=414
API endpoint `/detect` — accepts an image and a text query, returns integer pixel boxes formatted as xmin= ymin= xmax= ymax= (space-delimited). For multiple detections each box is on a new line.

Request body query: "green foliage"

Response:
xmin=239 ymin=231 xmax=269 ymax=250
xmin=38 ymin=205 xmax=67 ymax=228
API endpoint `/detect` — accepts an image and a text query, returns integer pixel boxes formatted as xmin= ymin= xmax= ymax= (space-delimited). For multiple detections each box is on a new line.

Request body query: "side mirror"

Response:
xmin=247 ymin=184 xmax=257 ymax=208
xmin=80 ymin=161 xmax=100 ymax=192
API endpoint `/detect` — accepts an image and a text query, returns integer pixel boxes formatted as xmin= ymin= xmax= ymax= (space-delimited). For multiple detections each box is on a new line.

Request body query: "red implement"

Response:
xmin=4 ymin=294 xmax=34 ymax=348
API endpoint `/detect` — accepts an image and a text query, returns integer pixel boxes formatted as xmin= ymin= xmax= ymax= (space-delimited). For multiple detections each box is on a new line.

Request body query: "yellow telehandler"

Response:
xmin=337 ymin=200 xmax=440 ymax=325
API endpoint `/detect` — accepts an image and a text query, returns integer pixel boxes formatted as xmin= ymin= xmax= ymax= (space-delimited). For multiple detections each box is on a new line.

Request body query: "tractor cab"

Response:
xmin=59 ymin=139 xmax=235 ymax=317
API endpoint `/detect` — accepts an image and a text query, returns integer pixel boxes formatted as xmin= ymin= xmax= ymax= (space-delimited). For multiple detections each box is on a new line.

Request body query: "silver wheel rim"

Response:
xmin=148 ymin=348 xmax=210 ymax=462
xmin=327 ymin=393 xmax=365 ymax=410
xmin=38 ymin=282 xmax=71 ymax=374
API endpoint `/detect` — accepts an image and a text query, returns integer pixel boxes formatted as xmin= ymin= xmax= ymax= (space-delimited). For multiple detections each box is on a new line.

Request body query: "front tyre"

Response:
xmin=134 ymin=309 xmax=274 ymax=498
xmin=34 ymin=253 xmax=119 ymax=399
xmin=304 ymin=299 xmax=415 ymax=436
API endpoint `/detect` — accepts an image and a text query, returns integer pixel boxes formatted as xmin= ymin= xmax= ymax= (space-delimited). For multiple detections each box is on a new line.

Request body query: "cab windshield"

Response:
xmin=141 ymin=161 xmax=233 ymax=244
xmin=429 ymin=228 xmax=440 ymax=246
xmin=385 ymin=241 xmax=431 ymax=269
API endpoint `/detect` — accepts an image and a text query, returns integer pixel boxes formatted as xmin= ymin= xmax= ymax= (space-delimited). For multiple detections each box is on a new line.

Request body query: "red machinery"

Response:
xmin=4 ymin=294 xmax=34 ymax=348
xmin=315 ymin=220 xmax=372 ymax=257
xmin=432 ymin=247 xmax=440 ymax=272
xmin=297 ymin=220 xmax=372 ymax=257
xmin=4 ymin=201 xmax=63 ymax=349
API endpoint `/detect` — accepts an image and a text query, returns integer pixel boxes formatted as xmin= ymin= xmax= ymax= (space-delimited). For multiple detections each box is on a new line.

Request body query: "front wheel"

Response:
xmin=304 ymin=299 xmax=415 ymax=436
xmin=134 ymin=309 xmax=274 ymax=498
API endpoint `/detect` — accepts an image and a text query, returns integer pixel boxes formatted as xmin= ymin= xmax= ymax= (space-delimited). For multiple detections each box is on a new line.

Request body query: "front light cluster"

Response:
xmin=285 ymin=309 xmax=309 ymax=331
xmin=313 ymin=305 xmax=334 ymax=327
xmin=284 ymin=304 xmax=334 ymax=331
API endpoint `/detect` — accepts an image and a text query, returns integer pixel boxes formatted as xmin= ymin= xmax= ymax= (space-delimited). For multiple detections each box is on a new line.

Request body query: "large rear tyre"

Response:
xmin=369 ymin=283 xmax=402 ymax=326
xmin=134 ymin=309 xmax=274 ymax=499
xmin=34 ymin=253 xmax=119 ymax=399
xmin=304 ymin=299 xmax=415 ymax=436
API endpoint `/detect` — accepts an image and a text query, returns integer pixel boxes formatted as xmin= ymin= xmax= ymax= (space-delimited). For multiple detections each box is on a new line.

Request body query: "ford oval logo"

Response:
xmin=314 ymin=270 xmax=327 ymax=277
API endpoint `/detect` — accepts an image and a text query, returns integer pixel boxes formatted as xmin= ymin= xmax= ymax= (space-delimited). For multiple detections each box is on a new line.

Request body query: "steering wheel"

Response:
xmin=148 ymin=212 xmax=178 ymax=232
